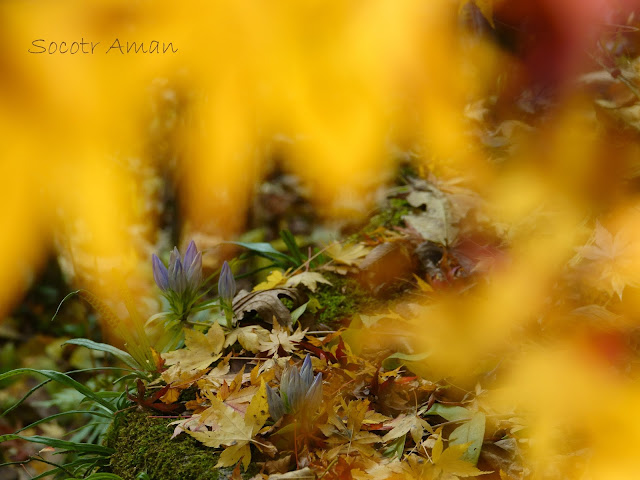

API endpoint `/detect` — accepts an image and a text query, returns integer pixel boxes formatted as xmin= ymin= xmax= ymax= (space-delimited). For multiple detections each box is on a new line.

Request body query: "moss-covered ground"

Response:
xmin=104 ymin=409 xmax=258 ymax=480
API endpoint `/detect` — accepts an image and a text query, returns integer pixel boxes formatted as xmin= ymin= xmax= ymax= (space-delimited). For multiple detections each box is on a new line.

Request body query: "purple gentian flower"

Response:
xmin=218 ymin=261 xmax=236 ymax=304
xmin=266 ymin=354 xmax=323 ymax=422
xmin=152 ymin=241 xmax=203 ymax=295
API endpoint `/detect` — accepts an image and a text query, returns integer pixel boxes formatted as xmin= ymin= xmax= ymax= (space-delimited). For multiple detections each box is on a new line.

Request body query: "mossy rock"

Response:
xmin=104 ymin=409 xmax=258 ymax=480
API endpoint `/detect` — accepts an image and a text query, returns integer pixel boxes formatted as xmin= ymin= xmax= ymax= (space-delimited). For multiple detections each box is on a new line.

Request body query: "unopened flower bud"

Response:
xmin=218 ymin=261 xmax=236 ymax=304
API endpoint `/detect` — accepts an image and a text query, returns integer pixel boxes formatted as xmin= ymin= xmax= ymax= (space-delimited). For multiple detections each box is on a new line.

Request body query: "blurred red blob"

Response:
xmin=490 ymin=0 xmax=640 ymax=90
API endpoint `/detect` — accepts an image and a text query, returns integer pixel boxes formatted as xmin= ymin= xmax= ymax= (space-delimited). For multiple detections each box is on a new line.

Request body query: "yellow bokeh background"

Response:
xmin=3 ymin=1 xmax=640 ymax=478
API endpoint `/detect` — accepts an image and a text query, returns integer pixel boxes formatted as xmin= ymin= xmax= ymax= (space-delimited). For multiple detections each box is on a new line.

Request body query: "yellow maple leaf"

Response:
xmin=253 ymin=270 xmax=287 ymax=291
xmin=382 ymin=412 xmax=433 ymax=445
xmin=160 ymin=365 xmax=207 ymax=389
xmin=189 ymin=381 xmax=270 ymax=471
xmin=432 ymin=433 xmax=489 ymax=478
xmin=224 ymin=325 xmax=271 ymax=353
xmin=159 ymin=387 xmax=181 ymax=404
xmin=320 ymin=399 xmax=382 ymax=459
xmin=197 ymin=359 xmax=232 ymax=390
xmin=326 ymin=242 xmax=371 ymax=266
xmin=285 ymin=271 xmax=333 ymax=292
xmin=577 ymin=221 xmax=640 ymax=299
xmin=161 ymin=324 xmax=225 ymax=377
xmin=244 ymin=379 xmax=270 ymax=436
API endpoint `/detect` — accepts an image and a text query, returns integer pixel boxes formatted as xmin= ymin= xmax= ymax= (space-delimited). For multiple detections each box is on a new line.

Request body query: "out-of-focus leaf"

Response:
xmin=421 ymin=403 xmax=472 ymax=422
xmin=325 ymin=242 xmax=371 ymax=266
xmin=66 ymin=473 xmax=125 ymax=480
xmin=230 ymin=241 xmax=297 ymax=265
xmin=381 ymin=352 xmax=430 ymax=378
xmin=432 ymin=432 xmax=490 ymax=477
xmin=403 ymin=183 xmax=456 ymax=245
xmin=449 ymin=411 xmax=486 ymax=465
xmin=280 ymin=229 xmax=306 ymax=265
xmin=285 ymin=272 xmax=332 ymax=292
xmin=269 ymin=467 xmax=316 ymax=479
xmin=382 ymin=413 xmax=433 ymax=444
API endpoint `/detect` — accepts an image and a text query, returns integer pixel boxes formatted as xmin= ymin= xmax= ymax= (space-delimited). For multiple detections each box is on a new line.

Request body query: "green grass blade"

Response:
xmin=0 ymin=434 xmax=114 ymax=454
xmin=1 ymin=379 xmax=50 ymax=418
xmin=228 ymin=241 xmax=297 ymax=265
xmin=14 ymin=410 xmax=112 ymax=434
xmin=280 ymin=229 xmax=305 ymax=265
xmin=63 ymin=339 xmax=139 ymax=370
xmin=0 ymin=369 xmax=117 ymax=414
xmin=1 ymin=366 xmax=132 ymax=418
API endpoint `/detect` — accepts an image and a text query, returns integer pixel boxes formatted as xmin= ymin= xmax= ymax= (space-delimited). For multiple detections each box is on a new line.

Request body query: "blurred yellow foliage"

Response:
xmin=3 ymin=1 xmax=640 ymax=478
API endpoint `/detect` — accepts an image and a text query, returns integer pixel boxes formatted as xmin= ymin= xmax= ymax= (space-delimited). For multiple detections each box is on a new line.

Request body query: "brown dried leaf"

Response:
xmin=232 ymin=288 xmax=306 ymax=327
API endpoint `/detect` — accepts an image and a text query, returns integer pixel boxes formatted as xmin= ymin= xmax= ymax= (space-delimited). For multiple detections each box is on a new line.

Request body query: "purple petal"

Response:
xmin=152 ymin=254 xmax=169 ymax=291
xmin=186 ymin=251 xmax=203 ymax=290
xmin=266 ymin=385 xmax=285 ymax=421
xmin=169 ymin=247 xmax=180 ymax=271
xmin=169 ymin=257 xmax=186 ymax=294
xmin=183 ymin=240 xmax=198 ymax=269
xmin=304 ymin=373 xmax=323 ymax=415
xmin=300 ymin=354 xmax=313 ymax=386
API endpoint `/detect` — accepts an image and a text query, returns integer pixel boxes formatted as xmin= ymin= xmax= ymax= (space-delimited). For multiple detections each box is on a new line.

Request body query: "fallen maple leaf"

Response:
xmin=161 ymin=324 xmax=225 ymax=378
xmin=259 ymin=323 xmax=307 ymax=357
xmin=320 ymin=399 xmax=382 ymax=459
xmin=225 ymin=325 xmax=271 ymax=353
xmin=326 ymin=242 xmax=371 ymax=266
xmin=254 ymin=270 xmax=287 ymax=291
xmin=188 ymin=380 xmax=271 ymax=471
xmin=382 ymin=412 xmax=433 ymax=445
xmin=431 ymin=433 xmax=489 ymax=478
xmin=285 ymin=272 xmax=332 ymax=292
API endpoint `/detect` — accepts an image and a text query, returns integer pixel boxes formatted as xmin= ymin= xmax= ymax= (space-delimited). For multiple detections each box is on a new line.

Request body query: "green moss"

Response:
xmin=366 ymin=198 xmax=411 ymax=231
xmin=313 ymin=274 xmax=375 ymax=326
xmin=104 ymin=410 xmax=258 ymax=480
xmin=280 ymin=297 xmax=294 ymax=310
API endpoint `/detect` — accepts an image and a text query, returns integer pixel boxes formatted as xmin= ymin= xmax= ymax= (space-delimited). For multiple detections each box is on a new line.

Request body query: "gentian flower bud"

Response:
xmin=152 ymin=254 xmax=169 ymax=291
xmin=266 ymin=354 xmax=323 ymax=422
xmin=152 ymin=241 xmax=204 ymax=321
xmin=168 ymin=256 xmax=186 ymax=294
xmin=218 ymin=261 xmax=236 ymax=304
